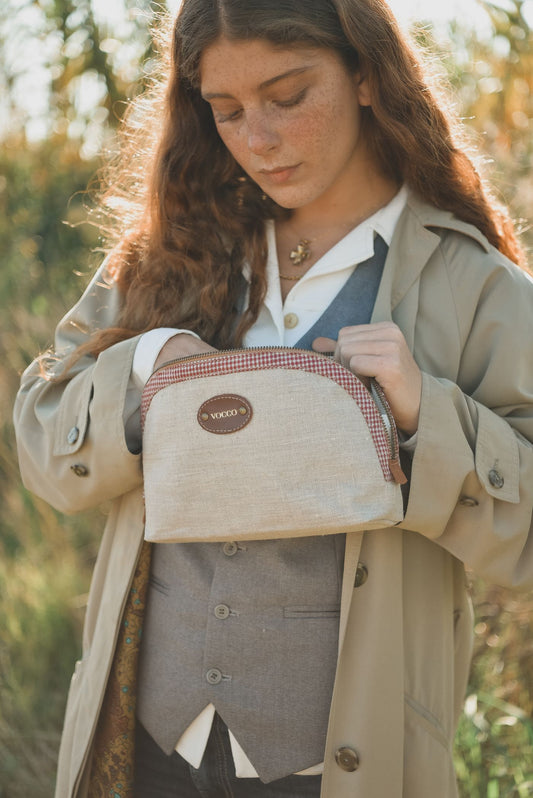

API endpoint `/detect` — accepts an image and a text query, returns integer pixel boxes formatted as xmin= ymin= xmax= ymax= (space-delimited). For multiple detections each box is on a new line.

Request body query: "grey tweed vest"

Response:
xmin=136 ymin=237 xmax=388 ymax=783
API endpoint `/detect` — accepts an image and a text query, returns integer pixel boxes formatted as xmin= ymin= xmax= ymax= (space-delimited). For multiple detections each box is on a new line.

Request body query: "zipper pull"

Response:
xmin=389 ymin=457 xmax=408 ymax=486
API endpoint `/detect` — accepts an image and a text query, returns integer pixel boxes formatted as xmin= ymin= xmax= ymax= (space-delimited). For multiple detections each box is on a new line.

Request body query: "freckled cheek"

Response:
xmin=283 ymin=110 xmax=326 ymax=154
xmin=285 ymin=115 xmax=333 ymax=164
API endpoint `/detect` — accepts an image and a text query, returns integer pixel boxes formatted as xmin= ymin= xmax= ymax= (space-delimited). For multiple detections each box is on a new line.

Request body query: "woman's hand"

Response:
xmin=312 ymin=322 xmax=422 ymax=436
xmin=154 ymin=333 xmax=217 ymax=371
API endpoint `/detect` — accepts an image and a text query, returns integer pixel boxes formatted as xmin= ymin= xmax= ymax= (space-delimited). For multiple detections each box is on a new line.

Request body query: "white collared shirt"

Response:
xmin=132 ymin=185 xmax=408 ymax=385
xmin=132 ymin=185 xmax=408 ymax=776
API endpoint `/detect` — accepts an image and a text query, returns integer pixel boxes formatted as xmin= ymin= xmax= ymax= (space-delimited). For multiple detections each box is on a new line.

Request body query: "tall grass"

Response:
xmin=454 ymin=583 xmax=533 ymax=796
xmin=0 ymin=545 xmax=86 ymax=796
xmin=0 ymin=137 xmax=101 ymax=797
xmin=0 ymin=392 xmax=101 ymax=796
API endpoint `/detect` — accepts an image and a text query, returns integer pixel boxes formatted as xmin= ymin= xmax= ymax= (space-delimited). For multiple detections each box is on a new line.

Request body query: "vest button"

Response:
xmin=284 ymin=312 xmax=299 ymax=329
xmin=223 ymin=541 xmax=239 ymax=557
xmin=70 ymin=464 xmax=89 ymax=477
xmin=214 ymin=604 xmax=230 ymax=620
xmin=335 ymin=747 xmax=360 ymax=772
xmin=354 ymin=563 xmax=368 ymax=588
xmin=488 ymin=468 xmax=504 ymax=489
xmin=206 ymin=669 xmax=222 ymax=685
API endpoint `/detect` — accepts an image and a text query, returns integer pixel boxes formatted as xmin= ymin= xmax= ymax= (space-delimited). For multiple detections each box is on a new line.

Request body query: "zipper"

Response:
xmin=369 ymin=381 xmax=397 ymax=460
xmin=369 ymin=381 xmax=407 ymax=485
xmin=152 ymin=345 xmax=334 ymax=373
xmin=153 ymin=346 xmax=407 ymax=484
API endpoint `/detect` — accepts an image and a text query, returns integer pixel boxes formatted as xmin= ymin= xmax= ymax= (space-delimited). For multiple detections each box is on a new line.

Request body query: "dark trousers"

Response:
xmin=134 ymin=714 xmax=322 ymax=798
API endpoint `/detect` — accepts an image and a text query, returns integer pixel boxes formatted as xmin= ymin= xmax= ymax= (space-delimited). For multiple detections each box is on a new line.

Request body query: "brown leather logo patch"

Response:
xmin=198 ymin=394 xmax=253 ymax=434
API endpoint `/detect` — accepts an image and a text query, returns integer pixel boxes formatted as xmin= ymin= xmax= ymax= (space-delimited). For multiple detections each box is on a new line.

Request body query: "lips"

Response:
xmin=259 ymin=164 xmax=301 ymax=184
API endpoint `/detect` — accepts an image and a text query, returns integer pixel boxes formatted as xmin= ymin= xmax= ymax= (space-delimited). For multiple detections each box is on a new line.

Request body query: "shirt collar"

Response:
xmin=243 ymin=184 xmax=408 ymax=285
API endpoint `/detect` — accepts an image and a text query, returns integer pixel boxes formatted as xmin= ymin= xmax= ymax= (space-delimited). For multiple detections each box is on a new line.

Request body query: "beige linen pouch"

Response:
xmin=141 ymin=348 xmax=405 ymax=542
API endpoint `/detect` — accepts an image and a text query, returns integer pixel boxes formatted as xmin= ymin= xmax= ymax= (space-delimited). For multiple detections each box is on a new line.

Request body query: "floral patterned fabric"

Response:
xmin=88 ymin=541 xmax=152 ymax=798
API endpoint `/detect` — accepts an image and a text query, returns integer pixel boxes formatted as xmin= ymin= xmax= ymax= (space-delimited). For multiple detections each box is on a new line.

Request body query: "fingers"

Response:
xmin=312 ymin=336 xmax=337 ymax=354
xmin=334 ymin=323 xmax=405 ymax=369
xmin=337 ymin=326 xmax=406 ymax=375
xmin=312 ymin=323 xmax=404 ymax=372
xmin=313 ymin=323 xmax=422 ymax=435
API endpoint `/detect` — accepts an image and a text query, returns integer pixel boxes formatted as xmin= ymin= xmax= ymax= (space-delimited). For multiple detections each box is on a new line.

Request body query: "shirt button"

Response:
xmin=67 ymin=426 xmax=80 ymax=445
xmin=206 ymin=668 xmax=222 ymax=685
xmin=354 ymin=563 xmax=368 ymax=588
xmin=70 ymin=464 xmax=89 ymax=477
xmin=223 ymin=542 xmax=239 ymax=557
xmin=335 ymin=747 xmax=360 ymax=772
xmin=488 ymin=468 xmax=504 ymax=489
xmin=284 ymin=312 xmax=299 ymax=329
xmin=214 ymin=604 xmax=230 ymax=620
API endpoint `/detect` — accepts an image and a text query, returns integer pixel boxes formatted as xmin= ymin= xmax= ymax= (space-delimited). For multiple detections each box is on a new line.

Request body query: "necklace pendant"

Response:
xmin=289 ymin=239 xmax=311 ymax=266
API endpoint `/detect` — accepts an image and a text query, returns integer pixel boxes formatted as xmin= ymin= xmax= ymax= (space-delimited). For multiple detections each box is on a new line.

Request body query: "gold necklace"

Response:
xmin=279 ymin=238 xmax=312 ymax=281
xmin=279 ymin=272 xmax=303 ymax=281
xmin=289 ymin=238 xmax=311 ymax=266
xmin=279 ymin=192 xmax=396 ymax=278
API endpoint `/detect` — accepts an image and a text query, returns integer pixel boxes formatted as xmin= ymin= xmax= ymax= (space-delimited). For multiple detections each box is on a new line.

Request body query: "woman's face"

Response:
xmin=199 ymin=37 xmax=373 ymax=215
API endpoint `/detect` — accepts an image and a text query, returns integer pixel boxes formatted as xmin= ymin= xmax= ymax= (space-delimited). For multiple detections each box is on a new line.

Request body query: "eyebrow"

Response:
xmin=201 ymin=66 xmax=312 ymax=100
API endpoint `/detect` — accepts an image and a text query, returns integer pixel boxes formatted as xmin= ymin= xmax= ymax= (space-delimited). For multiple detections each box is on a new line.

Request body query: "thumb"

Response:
xmin=312 ymin=336 xmax=337 ymax=354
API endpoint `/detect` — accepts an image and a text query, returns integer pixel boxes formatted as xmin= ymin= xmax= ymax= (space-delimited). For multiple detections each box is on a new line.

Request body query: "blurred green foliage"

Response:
xmin=417 ymin=0 xmax=533 ymax=247
xmin=454 ymin=584 xmax=533 ymax=796
xmin=1 ymin=1 xmax=533 ymax=796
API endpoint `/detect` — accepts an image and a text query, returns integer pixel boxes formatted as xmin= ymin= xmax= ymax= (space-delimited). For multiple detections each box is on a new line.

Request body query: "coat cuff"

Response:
xmin=401 ymin=372 xmax=520 ymax=539
xmin=52 ymin=337 xmax=143 ymax=511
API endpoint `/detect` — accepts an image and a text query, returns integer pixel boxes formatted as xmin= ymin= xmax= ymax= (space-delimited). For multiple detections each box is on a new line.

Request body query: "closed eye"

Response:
xmin=212 ymin=87 xmax=308 ymax=124
xmin=213 ymin=107 xmax=243 ymax=124
xmin=275 ymin=87 xmax=307 ymax=108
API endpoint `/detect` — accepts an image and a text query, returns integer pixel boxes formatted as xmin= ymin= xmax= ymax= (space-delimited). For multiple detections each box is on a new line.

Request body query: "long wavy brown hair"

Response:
xmin=81 ymin=0 xmax=524 ymax=359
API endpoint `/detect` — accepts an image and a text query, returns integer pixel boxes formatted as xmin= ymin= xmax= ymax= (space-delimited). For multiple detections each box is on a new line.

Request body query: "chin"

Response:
xmin=261 ymin=188 xmax=315 ymax=210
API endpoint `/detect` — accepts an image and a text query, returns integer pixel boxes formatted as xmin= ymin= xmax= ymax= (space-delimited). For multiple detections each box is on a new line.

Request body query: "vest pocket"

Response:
xmin=283 ymin=605 xmax=340 ymax=619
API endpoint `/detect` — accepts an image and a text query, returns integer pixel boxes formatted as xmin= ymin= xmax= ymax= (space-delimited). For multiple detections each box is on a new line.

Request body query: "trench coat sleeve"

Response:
xmin=13 ymin=263 xmax=144 ymax=514
xmin=400 ymin=248 xmax=533 ymax=589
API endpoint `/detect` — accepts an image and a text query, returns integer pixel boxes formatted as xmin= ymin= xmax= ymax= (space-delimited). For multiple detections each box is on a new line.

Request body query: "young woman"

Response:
xmin=14 ymin=1 xmax=533 ymax=796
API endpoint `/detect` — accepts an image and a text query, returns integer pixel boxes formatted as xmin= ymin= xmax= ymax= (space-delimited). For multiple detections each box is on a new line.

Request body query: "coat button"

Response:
xmin=459 ymin=496 xmax=479 ymax=507
xmin=67 ymin=426 xmax=80 ymax=445
xmin=206 ymin=668 xmax=223 ymax=685
xmin=70 ymin=464 xmax=89 ymax=477
xmin=488 ymin=468 xmax=504 ymax=489
xmin=354 ymin=563 xmax=368 ymax=588
xmin=223 ymin=542 xmax=239 ymax=557
xmin=284 ymin=312 xmax=299 ymax=329
xmin=335 ymin=747 xmax=360 ymax=772
xmin=214 ymin=604 xmax=230 ymax=620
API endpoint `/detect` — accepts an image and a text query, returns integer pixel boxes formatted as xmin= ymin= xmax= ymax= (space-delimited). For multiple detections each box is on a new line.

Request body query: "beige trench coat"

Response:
xmin=14 ymin=193 xmax=533 ymax=798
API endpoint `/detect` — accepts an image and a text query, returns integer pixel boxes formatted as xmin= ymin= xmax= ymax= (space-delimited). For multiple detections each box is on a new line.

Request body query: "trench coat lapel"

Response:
xmin=371 ymin=201 xmax=442 ymax=350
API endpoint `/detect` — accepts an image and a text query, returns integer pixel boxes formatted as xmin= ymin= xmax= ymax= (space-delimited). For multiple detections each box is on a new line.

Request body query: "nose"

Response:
xmin=245 ymin=111 xmax=280 ymax=155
